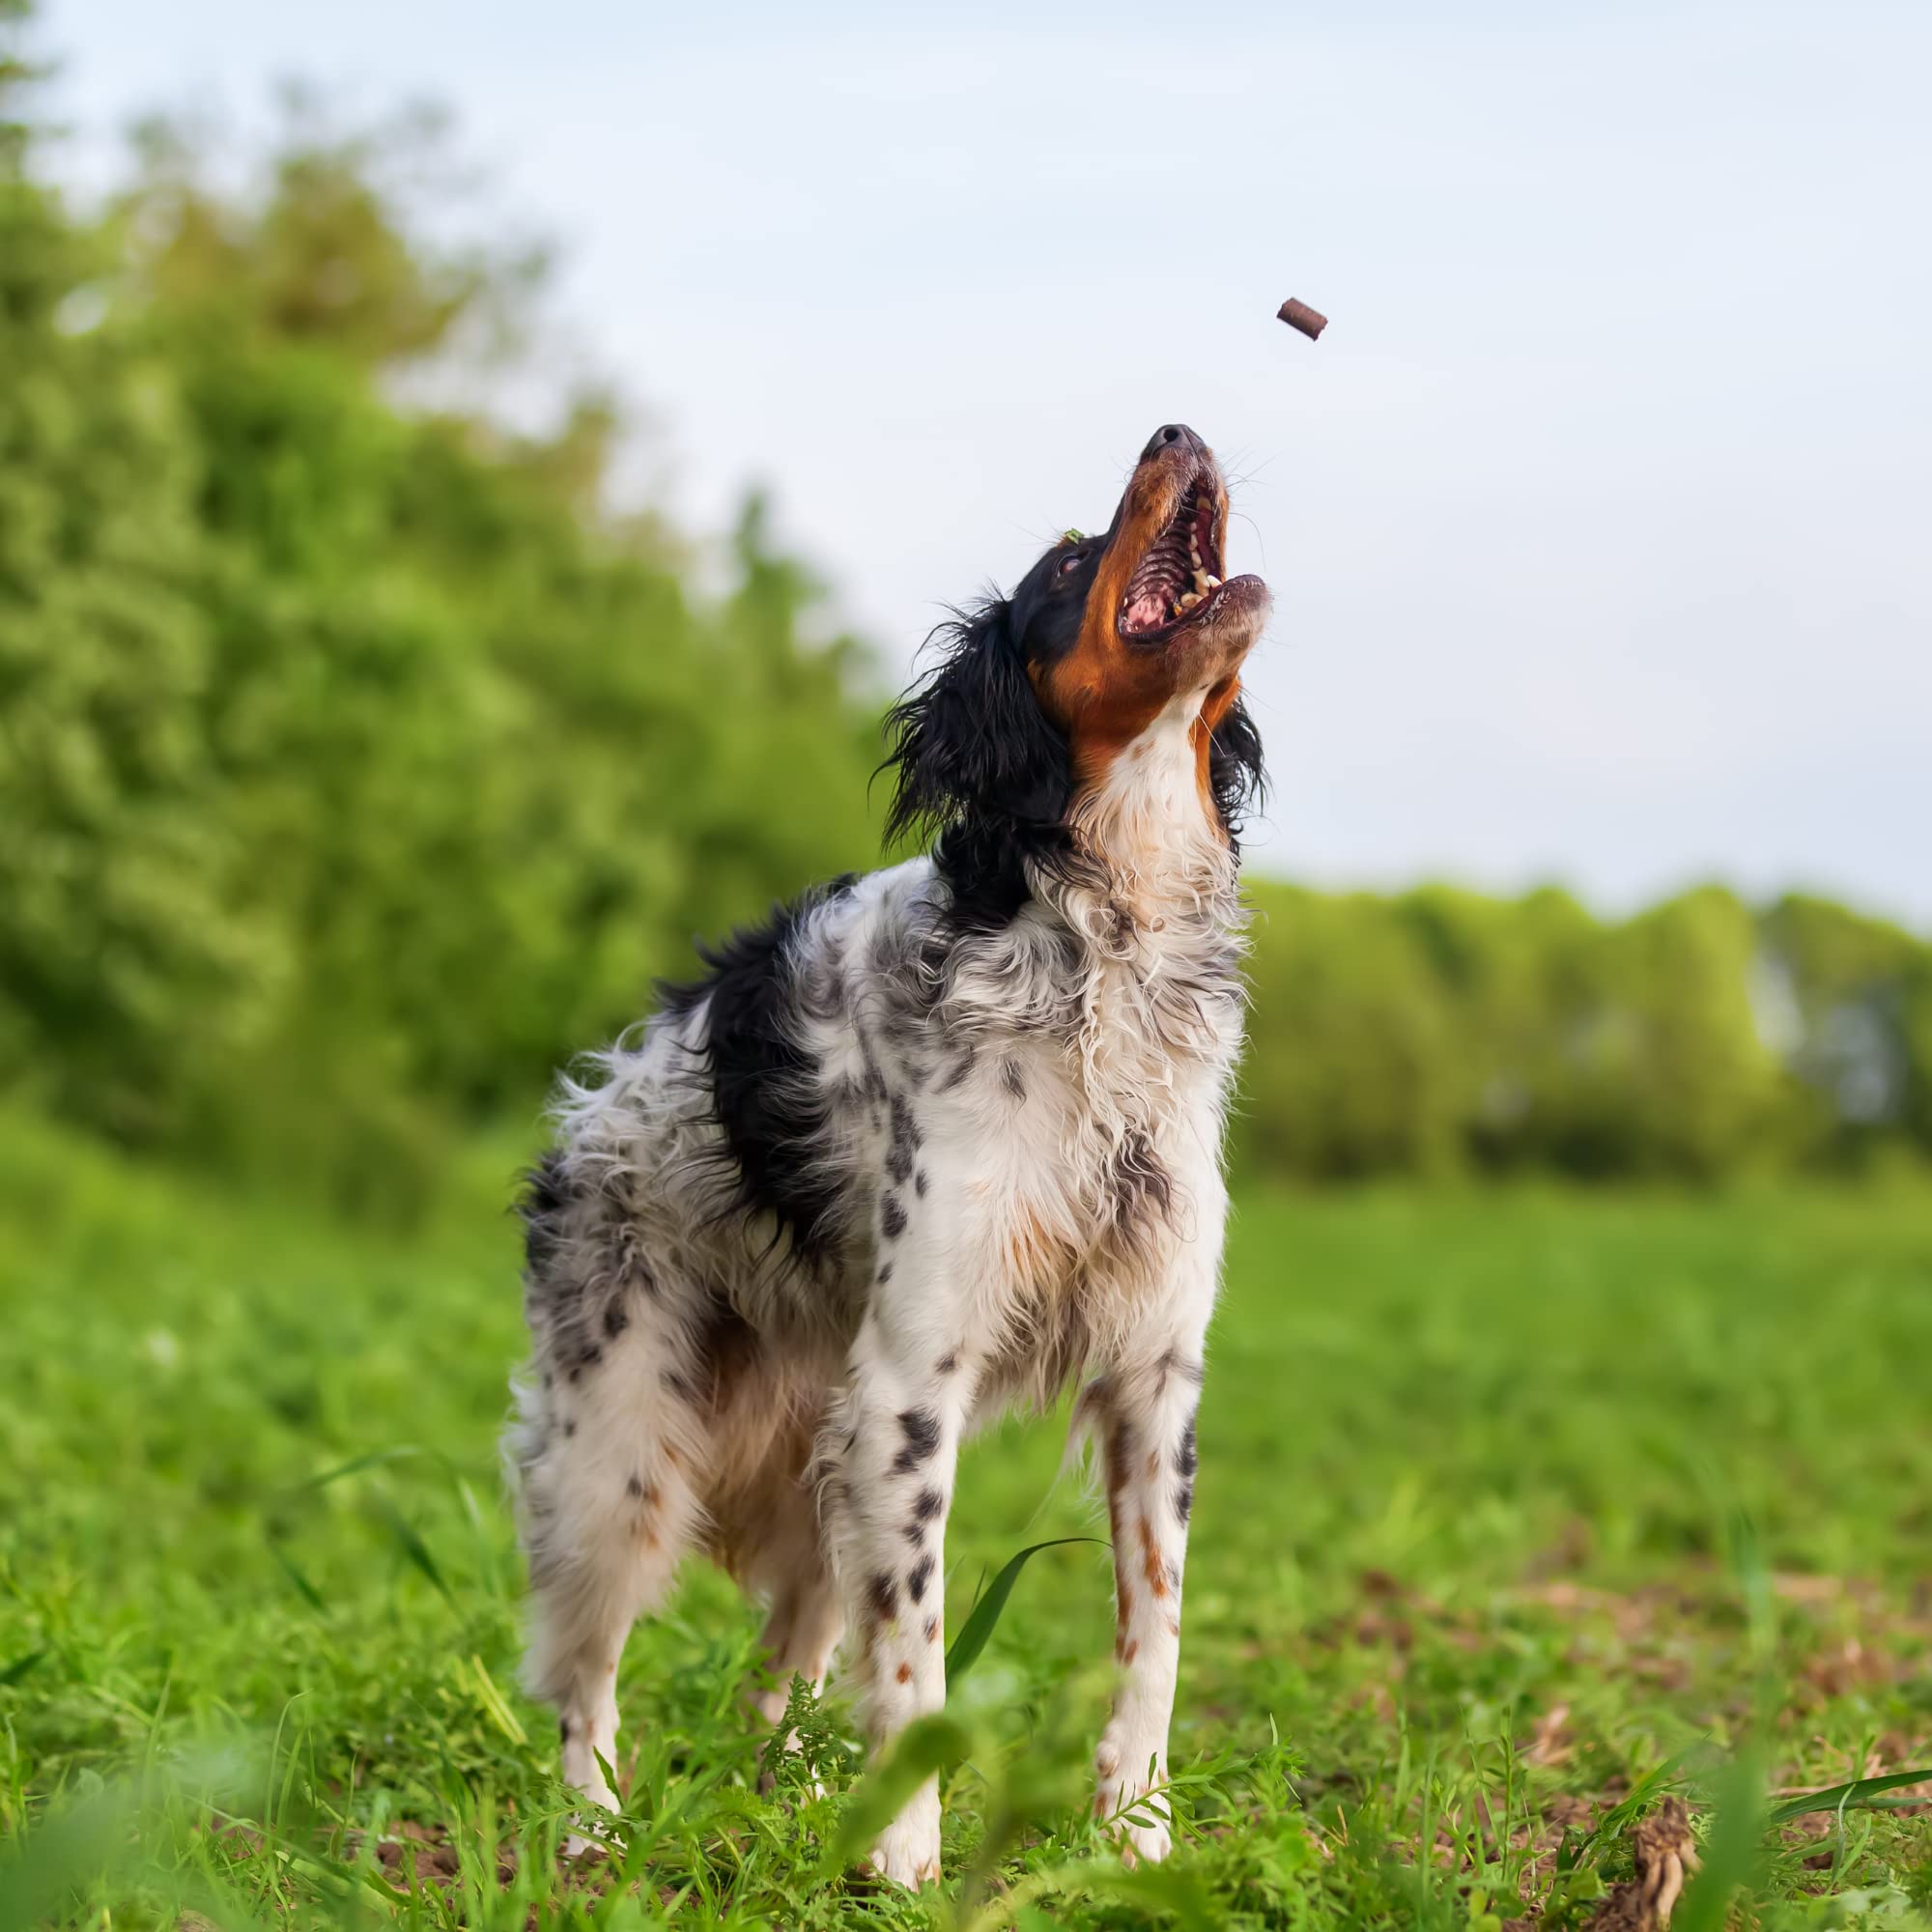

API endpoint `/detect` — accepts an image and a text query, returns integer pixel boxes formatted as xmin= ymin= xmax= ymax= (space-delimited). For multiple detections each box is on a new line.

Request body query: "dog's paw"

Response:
xmin=1094 ymin=1738 xmax=1173 ymax=1867
xmin=557 ymin=1765 xmax=622 ymax=1863
xmin=1113 ymin=1802 xmax=1173 ymax=1868
xmin=868 ymin=1782 xmax=942 ymax=1888
xmin=1095 ymin=1783 xmax=1173 ymax=1866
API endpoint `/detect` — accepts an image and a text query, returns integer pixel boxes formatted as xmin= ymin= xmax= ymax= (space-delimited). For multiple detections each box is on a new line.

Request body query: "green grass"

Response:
xmin=5 ymin=1106 xmax=1932 ymax=1927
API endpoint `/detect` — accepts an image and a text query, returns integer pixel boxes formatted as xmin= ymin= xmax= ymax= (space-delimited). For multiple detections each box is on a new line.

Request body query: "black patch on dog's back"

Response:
xmin=659 ymin=879 xmax=855 ymax=1266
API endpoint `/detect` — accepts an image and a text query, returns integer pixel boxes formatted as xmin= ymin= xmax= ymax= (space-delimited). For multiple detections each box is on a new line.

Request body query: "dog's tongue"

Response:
xmin=1124 ymin=590 xmax=1168 ymax=633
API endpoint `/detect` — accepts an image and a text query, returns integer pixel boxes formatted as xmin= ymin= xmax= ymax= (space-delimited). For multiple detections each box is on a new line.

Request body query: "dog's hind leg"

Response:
xmin=742 ymin=1514 xmax=844 ymax=1786
xmin=508 ymin=1177 xmax=709 ymax=1837
xmin=513 ymin=1366 xmax=706 ymax=1833
xmin=700 ymin=1386 xmax=845 ymax=1764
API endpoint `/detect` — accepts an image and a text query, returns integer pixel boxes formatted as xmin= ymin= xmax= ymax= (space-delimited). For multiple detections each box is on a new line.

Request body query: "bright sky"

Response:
xmin=44 ymin=2 xmax=1932 ymax=923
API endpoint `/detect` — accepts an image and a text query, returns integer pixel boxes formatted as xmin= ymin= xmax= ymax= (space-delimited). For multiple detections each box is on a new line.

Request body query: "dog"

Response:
xmin=506 ymin=421 xmax=1269 ymax=1885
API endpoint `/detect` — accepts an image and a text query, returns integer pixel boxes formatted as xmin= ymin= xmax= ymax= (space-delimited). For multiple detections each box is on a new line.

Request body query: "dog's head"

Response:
xmin=884 ymin=424 xmax=1267 ymax=915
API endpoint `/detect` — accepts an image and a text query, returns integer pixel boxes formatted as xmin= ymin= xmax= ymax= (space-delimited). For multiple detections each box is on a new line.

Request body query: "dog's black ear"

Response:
xmin=881 ymin=599 xmax=1072 ymax=850
xmin=1207 ymin=695 xmax=1266 ymax=848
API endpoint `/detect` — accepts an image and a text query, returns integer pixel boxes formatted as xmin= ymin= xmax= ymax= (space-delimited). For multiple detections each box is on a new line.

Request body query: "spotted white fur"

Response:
xmin=504 ymin=426 xmax=1266 ymax=1886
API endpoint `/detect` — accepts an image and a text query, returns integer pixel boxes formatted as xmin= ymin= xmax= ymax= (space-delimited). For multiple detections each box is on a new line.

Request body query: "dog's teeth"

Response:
xmin=1177 ymin=590 xmax=1201 ymax=612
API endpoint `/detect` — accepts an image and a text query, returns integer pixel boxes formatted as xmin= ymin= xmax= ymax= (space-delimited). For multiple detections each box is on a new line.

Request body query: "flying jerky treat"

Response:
xmin=1277 ymin=298 xmax=1327 ymax=340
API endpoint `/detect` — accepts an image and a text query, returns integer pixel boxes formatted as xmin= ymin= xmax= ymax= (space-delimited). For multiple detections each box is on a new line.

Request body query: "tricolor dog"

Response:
xmin=507 ymin=421 xmax=1269 ymax=1884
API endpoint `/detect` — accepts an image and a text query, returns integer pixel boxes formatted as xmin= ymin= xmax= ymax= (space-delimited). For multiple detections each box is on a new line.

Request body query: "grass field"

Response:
xmin=5 ymin=1108 xmax=1932 ymax=1929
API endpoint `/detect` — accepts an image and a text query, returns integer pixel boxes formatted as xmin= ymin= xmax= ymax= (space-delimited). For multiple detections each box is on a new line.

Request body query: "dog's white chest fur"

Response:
xmin=784 ymin=697 xmax=1247 ymax=1393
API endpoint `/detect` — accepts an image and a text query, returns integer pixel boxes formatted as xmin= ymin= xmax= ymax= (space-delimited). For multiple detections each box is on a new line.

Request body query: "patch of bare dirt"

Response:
xmin=350 ymin=1818 xmax=521 ymax=1889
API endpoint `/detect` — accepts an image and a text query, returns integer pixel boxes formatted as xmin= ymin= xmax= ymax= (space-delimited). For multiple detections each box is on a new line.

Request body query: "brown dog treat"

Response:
xmin=1277 ymin=298 xmax=1327 ymax=340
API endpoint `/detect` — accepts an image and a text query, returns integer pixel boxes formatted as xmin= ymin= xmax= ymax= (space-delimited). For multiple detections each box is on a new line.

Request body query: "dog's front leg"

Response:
xmin=1090 ymin=1277 xmax=1216 ymax=1865
xmin=823 ymin=1295 xmax=975 ymax=1888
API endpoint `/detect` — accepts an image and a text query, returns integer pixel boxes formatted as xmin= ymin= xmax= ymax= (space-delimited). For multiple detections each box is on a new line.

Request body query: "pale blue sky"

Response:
xmin=42 ymin=2 xmax=1932 ymax=921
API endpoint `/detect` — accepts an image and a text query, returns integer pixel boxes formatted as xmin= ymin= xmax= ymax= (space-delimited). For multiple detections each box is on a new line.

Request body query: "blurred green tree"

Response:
xmin=1577 ymin=887 xmax=1788 ymax=1178
xmin=0 ymin=39 xmax=881 ymax=1203
xmin=0 ymin=11 xmax=277 ymax=1139
xmin=115 ymin=89 xmax=549 ymax=371
xmin=1760 ymin=894 xmax=1931 ymax=1167
xmin=1238 ymin=884 xmax=1465 ymax=1179
xmin=1 ymin=7 xmax=1926 ymax=1196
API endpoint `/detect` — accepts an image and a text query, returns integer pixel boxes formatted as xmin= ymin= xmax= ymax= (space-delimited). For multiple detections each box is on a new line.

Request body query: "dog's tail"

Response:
xmin=1053 ymin=1376 xmax=1112 ymax=1518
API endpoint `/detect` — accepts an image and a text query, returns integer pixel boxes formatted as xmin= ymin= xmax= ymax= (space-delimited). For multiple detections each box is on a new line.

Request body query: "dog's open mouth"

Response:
xmin=1119 ymin=470 xmax=1226 ymax=642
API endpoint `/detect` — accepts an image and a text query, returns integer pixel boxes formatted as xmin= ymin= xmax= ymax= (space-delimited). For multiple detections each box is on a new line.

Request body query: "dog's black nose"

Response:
xmin=1142 ymin=423 xmax=1203 ymax=463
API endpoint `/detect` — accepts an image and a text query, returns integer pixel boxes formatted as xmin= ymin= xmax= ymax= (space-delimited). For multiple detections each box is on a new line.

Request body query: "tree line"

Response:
xmin=2 ymin=38 xmax=1924 ymax=1204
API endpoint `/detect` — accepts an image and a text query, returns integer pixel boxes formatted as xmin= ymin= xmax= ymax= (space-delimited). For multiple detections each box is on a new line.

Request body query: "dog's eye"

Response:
xmin=1057 ymin=552 xmax=1085 ymax=578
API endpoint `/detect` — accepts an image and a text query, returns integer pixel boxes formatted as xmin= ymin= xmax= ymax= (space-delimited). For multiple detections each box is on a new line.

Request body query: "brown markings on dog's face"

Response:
xmin=1023 ymin=425 xmax=1270 ymax=807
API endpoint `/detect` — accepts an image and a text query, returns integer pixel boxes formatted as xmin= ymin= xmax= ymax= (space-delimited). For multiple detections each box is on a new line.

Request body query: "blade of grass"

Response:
xmin=946 ymin=1538 xmax=1106 ymax=1687
xmin=300 ymin=1445 xmax=431 ymax=1490
xmin=369 ymin=1489 xmax=453 ymax=1604
xmin=0 ymin=1786 xmax=135 ymax=1926
xmin=1081 ymin=1862 xmax=1220 ymax=1930
xmin=265 ymin=1537 xmax=327 ymax=1612
xmin=467 ymin=1654 xmax=528 ymax=1747
xmin=456 ymin=1474 xmax=502 ymax=1595
xmin=961 ymin=1855 xmax=1219 ymax=1932
xmin=1766 ymin=1768 xmax=1932 ymax=1824
xmin=1675 ymin=1747 xmax=1766 ymax=1932
xmin=0 ymin=1648 xmax=46 ymax=1687
xmin=1571 ymin=1743 xmax=1705 ymax=1860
